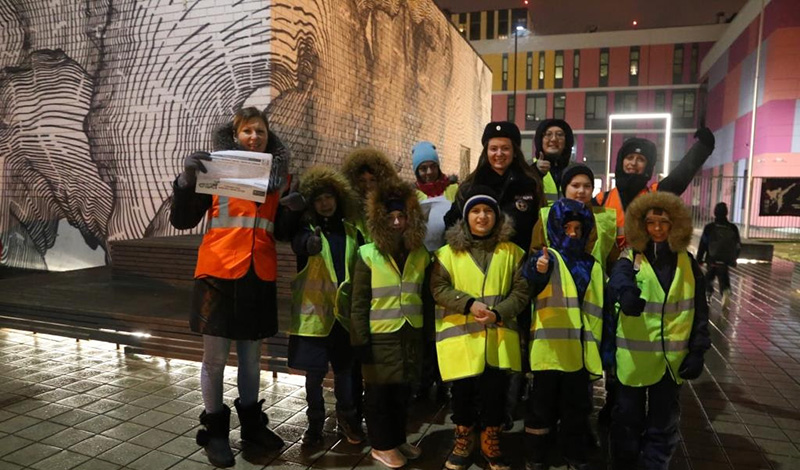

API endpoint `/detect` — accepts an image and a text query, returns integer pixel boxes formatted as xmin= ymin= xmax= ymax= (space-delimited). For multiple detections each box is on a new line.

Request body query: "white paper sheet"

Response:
xmin=195 ymin=150 xmax=273 ymax=203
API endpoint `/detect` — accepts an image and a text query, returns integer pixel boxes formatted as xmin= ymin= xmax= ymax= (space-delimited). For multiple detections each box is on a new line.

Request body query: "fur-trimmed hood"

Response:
xmin=342 ymin=148 xmax=399 ymax=195
xmin=366 ymin=180 xmax=426 ymax=254
xmin=444 ymin=212 xmax=515 ymax=253
xmin=213 ymin=122 xmax=290 ymax=193
xmin=298 ymin=166 xmax=359 ymax=223
xmin=625 ymin=191 xmax=692 ymax=253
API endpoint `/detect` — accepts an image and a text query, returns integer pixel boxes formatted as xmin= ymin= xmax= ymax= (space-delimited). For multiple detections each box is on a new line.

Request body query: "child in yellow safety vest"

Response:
xmin=431 ymin=185 xmax=529 ymax=470
xmin=288 ymin=166 xmax=365 ymax=447
xmin=606 ymin=191 xmax=710 ymax=470
xmin=522 ymin=198 xmax=604 ymax=470
xmin=349 ymin=179 xmax=430 ymax=469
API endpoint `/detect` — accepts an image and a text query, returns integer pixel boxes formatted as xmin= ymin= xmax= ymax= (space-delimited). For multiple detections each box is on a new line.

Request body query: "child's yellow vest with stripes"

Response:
xmin=543 ymin=172 xmax=558 ymax=207
xmin=359 ymin=244 xmax=430 ymax=333
xmin=539 ymin=206 xmax=617 ymax=272
xmin=290 ymin=223 xmax=357 ymax=337
xmin=434 ymin=242 xmax=524 ymax=381
xmin=530 ymin=248 xmax=604 ymax=377
xmin=616 ymin=251 xmax=695 ymax=387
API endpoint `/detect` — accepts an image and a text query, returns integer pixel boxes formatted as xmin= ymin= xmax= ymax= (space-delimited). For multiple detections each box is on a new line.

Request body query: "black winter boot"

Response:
xmin=234 ymin=398 xmax=285 ymax=451
xmin=196 ymin=405 xmax=235 ymax=468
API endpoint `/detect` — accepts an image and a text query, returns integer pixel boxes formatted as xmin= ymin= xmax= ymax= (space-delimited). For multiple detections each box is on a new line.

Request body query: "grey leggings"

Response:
xmin=201 ymin=335 xmax=262 ymax=413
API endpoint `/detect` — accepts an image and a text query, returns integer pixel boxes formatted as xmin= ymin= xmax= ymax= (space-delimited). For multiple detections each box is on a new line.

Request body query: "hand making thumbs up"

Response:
xmin=306 ymin=227 xmax=323 ymax=256
xmin=536 ymin=248 xmax=550 ymax=274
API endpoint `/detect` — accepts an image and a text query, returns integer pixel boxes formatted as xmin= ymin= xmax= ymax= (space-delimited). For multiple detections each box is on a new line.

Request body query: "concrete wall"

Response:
xmin=0 ymin=0 xmax=491 ymax=270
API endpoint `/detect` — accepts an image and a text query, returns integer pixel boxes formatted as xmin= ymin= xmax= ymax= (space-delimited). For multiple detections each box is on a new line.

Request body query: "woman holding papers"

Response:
xmin=170 ymin=107 xmax=292 ymax=467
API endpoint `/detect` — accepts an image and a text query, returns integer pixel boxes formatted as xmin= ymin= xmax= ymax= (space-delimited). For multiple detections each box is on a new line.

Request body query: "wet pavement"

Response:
xmin=1 ymin=258 xmax=800 ymax=469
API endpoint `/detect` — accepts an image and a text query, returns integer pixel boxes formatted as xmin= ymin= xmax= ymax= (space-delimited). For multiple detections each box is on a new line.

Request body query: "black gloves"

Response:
xmin=179 ymin=151 xmax=211 ymax=187
xmin=618 ymin=289 xmax=646 ymax=317
xmin=679 ymin=351 xmax=705 ymax=380
xmin=306 ymin=227 xmax=323 ymax=256
xmin=279 ymin=192 xmax=306 ymax=211
xmin=694 ymin=127 xmax=715 ymax=150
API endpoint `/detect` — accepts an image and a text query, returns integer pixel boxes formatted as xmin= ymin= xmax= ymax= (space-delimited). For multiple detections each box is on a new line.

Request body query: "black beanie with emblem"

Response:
xmin=481 ymin=121 xmax=521 ymax=148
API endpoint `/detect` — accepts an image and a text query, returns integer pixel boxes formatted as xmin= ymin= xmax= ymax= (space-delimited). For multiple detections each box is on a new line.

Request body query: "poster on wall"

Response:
xmin=759 ymin=178 xmax=800 ymax=216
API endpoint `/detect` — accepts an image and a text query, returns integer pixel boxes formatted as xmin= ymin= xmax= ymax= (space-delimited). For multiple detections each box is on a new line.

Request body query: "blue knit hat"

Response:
xmin=412 ymin=141 xmax=440 ymax=174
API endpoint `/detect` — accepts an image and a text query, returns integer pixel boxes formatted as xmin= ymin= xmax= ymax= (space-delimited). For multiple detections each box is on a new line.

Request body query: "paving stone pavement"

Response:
xmin=1 ymin=258 xmax=800 ymax=469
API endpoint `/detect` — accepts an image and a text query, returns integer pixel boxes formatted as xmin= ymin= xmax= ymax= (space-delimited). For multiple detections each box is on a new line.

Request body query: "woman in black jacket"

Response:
xmin=170 ymin=107 xmax=291 ymax=467
xmin=444 ymin=121 xmax=545 ymax=252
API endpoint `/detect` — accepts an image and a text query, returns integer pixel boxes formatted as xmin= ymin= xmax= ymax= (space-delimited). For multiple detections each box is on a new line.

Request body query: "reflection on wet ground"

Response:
xmin=0 ymin=259 xmax=799 ymax=469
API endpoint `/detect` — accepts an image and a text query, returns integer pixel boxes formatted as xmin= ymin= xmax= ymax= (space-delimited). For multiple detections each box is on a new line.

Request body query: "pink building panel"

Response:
xmin=564 ymin=50 xmax=575 ymax=89
xmin=608 ymin=46 xmax=630 ymax=88
xmin=728 ymin=19 xmax=760 ymax=72
xmin=491 ymin=94 xmax=507 ymax=121
xmin=754 ymin=100 xmax=797 ymax=154
xmin=580 ymin=49 xmax=600 ymax=88
xmin=763 ymin=0 xmax=800 ymax=38
xmin=706 ymin=83 xmax=725 ymax=131
xmin=515 ymin=94 xmax=527 ymax=127
xmin=565 ymin=91 xmax=585 ymax=128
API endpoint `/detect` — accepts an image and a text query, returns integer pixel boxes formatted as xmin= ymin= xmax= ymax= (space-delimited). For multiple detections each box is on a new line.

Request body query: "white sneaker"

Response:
xmin=371 ymin=448 xmax=407 ymax=468
xmin=398 ymin=442 xmax=422 ymax=460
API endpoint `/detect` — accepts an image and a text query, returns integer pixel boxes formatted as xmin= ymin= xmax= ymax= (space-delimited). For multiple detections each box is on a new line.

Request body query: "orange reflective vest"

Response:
xmin=595 ymin=182 xmax=658 ymax=250
xmin=195 ymin=192 xmax=282 ymax=281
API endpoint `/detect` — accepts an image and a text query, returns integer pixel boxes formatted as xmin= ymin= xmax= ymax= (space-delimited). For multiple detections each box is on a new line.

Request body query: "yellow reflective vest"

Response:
xmin=542 ymin=172 xmax=559 ymax=207
xmin=359 ymin=244 xmax=430 ymax=334
xmin=434 ymin=242 xmax=525 ymax=381
xmin=530 ymin=248 xmax=604 ymax=377
xmin=416 ymin=184 xmax=459 ymax=203
xmin=290 ymin=223 xmax=357 ymax=337
xmin=539 ymin=205 xmax=617 ymax=273
xmin=615 ymin=250 xmax=695 ymax=387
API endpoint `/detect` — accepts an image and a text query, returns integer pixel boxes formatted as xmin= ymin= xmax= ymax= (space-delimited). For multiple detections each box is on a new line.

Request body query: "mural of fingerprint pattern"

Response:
xmin=0 ymin=0 xmax=490 ymax=270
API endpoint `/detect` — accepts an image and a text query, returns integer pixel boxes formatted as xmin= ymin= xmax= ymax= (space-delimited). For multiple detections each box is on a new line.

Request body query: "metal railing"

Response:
xmin=683 ymin=175 xmax=800 ymax=241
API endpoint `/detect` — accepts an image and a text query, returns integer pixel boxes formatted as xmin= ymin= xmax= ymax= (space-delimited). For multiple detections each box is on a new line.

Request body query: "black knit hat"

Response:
xmin=559 ymin=164 xmax=595 ymax=195
xmin=462 ymin=185 xmax=500 ymax=220
xmin=481 ymin=121 xmax=521 ymax=148
xmin=616 ymin=137 xmax=657 ymax=177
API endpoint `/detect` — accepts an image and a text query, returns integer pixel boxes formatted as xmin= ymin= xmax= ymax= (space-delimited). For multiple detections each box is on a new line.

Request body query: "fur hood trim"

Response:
xmin=298 ymin=166 xmax=359 ymax=223
xmin=625 ymin=191 xmax=692 ymax=253
xmin=366 ymin=180 xmax=426 ymax=254
xmin=342 ymin=148 xmax=398 ymax=192
xmin=213 ymin=122 xmax=290 ymax=193
xmin=444 ymin=213 xmax=515 ymax=252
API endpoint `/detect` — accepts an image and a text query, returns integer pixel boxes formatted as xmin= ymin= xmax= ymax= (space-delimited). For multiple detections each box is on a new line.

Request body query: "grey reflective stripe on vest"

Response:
xmin=616 ymin=337 xmax=689 ymax=352
xmin=545 ymin=192 xmax=558 ymax=202
xmin=642 ymin=299 xmax=694 ymax=316
xmin=371 ymin=282 xmax=422 ymax=298
xmin=533 ymin=327 xmax=598 ymax=343
xmin=436 ymin=321 xmax=486 ymax=341
xmin=583 ymin=302 xmax=603 ymax=320
xmin=210 ymin=196 xmax=274 ymax=232
xmin=371 ymin=304 xmax=422 ymax=320
xmin=537 ymin=294 xmax=580 ymax=310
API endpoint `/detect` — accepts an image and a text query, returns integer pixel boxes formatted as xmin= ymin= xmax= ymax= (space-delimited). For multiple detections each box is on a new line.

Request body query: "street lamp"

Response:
xmin=513 ymin=25 xmax=526 ymax=125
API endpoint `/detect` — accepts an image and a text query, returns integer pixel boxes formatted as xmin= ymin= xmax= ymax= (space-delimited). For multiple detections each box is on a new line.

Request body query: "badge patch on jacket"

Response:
xmin=515 ymin=194 xmax=534 ymax=212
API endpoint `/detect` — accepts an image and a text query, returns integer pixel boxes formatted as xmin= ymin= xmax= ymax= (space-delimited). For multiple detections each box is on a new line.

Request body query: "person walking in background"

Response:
xmin=697 ymin=202 xmax=741 ymax=310
xmin=169 ymin=107 xmax=289 ymax=467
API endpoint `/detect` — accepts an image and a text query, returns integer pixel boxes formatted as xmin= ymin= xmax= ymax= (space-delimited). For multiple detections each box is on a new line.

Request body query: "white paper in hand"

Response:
xmin=196 ymin=150 xmax=273 ymax=203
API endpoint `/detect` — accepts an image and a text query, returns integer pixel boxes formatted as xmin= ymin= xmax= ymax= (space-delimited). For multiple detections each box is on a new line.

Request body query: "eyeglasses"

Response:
xmin=543 ymin=131 xmax=566 ymax=141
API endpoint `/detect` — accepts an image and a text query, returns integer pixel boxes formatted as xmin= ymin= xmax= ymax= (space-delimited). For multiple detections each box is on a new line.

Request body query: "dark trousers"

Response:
xmin=525 ymin=369 xmax=592 ymax=462
xmin=450 ymin=367 xmax=509 ymax=428
xmin=364 ymin=383 xmax=410 ymax=451
xmin=611 ymin=373 xmax=681 ymax=470
xmin=306 ymin=368 xmax=354 ymax=424
xmin=705 ymin=263 xmax=730 ymax=295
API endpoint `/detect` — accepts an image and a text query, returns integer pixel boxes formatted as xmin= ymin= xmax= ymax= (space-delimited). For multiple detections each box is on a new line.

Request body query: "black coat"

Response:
xmin=169 ymin=125 xmax=292 ymax=340
xmin=444 ymin=164 xmax=542 ymax=252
